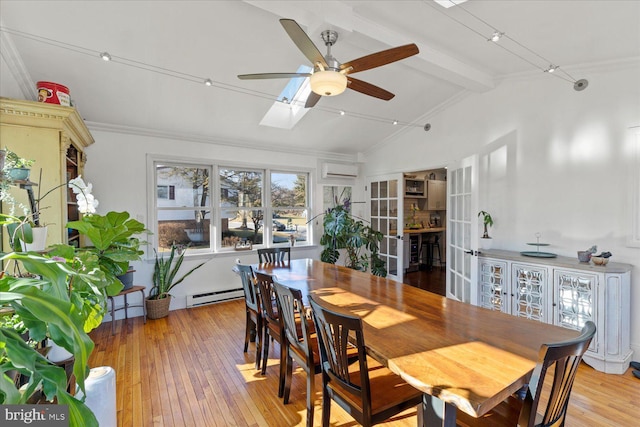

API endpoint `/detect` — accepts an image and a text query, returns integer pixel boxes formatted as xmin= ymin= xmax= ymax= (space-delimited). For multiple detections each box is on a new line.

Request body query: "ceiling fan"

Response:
xmin=238 ymin=19 xmax=419 ymax=108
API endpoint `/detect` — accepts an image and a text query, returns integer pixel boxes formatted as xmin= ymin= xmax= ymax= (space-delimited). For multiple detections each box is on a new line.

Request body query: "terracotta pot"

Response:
xmin=145 ymin=295 xmax=171 ymax=319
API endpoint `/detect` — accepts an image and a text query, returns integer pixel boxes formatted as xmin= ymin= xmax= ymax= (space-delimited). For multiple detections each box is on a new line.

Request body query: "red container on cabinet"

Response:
xmin=37 ymin=81 xmax=70 ymax=106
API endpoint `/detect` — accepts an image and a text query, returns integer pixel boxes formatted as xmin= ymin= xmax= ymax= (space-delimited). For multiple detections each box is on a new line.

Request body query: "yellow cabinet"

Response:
xmin=1 ymin=98 xmax=94 ymax=247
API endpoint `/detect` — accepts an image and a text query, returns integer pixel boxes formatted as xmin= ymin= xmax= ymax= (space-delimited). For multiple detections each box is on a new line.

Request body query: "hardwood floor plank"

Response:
xmin=89 ymin=299 xmax=639 ymax=427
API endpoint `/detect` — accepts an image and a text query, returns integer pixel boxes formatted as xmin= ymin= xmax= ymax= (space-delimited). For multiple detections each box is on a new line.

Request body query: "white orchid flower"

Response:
xmin=69 ymin=175 xmax=99 ymax=214
xmin=68 ymin=175 xmax=91 ymax=195
xmin=77 ymin=193 xmax=99 ymax=214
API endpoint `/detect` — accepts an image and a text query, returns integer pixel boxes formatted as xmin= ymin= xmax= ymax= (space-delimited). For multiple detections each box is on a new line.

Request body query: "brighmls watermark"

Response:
xmin=2 ymin=405 xmax=68 ymax=426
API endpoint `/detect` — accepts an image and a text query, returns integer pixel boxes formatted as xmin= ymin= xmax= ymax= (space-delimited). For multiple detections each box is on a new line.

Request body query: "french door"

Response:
xmin=446 ymin=156 xmax=479 ymax=304
xmin=368 ymin=174 xmax=404 ymax=282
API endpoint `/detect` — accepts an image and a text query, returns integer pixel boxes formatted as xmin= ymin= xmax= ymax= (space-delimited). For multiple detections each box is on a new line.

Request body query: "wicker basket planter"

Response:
xmin=145 ymin=295 xmax=171 ymax=319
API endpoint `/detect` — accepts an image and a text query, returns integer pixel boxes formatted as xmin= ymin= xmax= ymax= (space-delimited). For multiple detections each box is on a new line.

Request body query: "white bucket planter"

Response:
xmin=479 ymin=237 xmax=493 ymax=250
xmin=24 ymin=226 xmax=48 ymax=252
xmin=76 ymin=366 xmax=117 ymax=427
xmin=46 ymin=340 xmax=73 ymax=363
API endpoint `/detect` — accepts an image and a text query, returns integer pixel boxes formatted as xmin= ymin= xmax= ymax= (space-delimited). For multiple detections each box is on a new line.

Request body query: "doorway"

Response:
xmin=402 ymin=167 xmax=447 ymax=295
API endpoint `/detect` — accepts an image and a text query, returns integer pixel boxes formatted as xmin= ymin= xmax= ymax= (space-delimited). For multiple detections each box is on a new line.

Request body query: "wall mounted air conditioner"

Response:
xmin=322 ymin=162 xmax=358 ymax=179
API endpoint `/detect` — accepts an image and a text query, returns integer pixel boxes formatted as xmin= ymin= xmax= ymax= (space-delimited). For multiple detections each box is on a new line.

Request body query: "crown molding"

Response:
xmin=85 ymin=120 xmax=357 ymax=163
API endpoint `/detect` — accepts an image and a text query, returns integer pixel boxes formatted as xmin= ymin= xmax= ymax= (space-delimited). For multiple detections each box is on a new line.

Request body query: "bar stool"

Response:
xmin=429 ymin=234 xmax=443 ymax=270
xmin=107 ymin=285 xmax=147 ymax=335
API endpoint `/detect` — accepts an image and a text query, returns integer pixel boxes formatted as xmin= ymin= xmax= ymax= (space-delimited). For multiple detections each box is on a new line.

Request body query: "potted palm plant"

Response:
xmin=146 ymin=245 xmax=205 ymax=319
xmin=478 ymin=210 xmax=494 ymax=249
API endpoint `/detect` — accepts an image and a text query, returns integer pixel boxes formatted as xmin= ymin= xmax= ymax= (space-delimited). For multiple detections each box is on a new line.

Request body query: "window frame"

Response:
xmin=148 ymin=154 xmax=313 ymax=256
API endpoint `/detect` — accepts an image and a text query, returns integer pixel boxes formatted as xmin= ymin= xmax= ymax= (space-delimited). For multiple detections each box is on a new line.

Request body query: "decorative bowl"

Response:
xmin=577 ymin=251 xmax=592 ymax=263
xmin=591 ymin=256 xmax=609 ymax=266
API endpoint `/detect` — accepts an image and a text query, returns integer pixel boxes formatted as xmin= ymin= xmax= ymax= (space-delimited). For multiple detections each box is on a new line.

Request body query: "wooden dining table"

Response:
xmin=253 ymin=258 xmax=578 ymax=426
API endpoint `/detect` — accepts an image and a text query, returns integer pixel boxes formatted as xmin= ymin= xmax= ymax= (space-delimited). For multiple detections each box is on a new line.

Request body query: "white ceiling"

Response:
xmin=1 ymin=1 xmax=638 ymax=157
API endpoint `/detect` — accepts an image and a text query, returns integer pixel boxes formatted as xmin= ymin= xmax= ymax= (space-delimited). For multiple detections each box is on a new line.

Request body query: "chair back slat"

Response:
xmin=273 ymin=280 xmax=312 ymax=357
xmin=255 ymin=272 xmax=279 ymax=324
xmin=236 ymin=264 xmax=258 ymax=312
xmin=522 ymin=320 xmax=596 ymax=427
xmin=258 ymin=247 xmax=291 ymax=264
xmin=309 ymin=296 xmax=369 ymax=400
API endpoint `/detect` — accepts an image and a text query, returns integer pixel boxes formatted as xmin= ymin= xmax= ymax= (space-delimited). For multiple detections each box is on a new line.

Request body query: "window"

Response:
xmin=151 ymin=157 xmax=310 ymax=254
xmin=220 ymin=168 xmax=264 ymax=247
xmin=155 ymin=163 xmax=211 ymax=252
xmin=271 ymin=172 xmax=308 ymax=245
xmin=157 ymin=185 xmax=175 ymax=200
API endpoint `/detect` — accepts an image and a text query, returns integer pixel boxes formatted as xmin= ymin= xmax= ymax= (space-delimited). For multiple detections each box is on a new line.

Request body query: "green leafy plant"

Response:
xmin=149 ymin=245 xmax=205 ymax=300
xmin=67 ymin=211 xmax=147 ymax=296
xmin=0 ymin=251 xmax=100 ymax=427
xmin=317 ymin=200 xmax=387 ymax=277
xmin=0 ymin=176 xmax=148 ymax=426
xmin=3 ymin=148 xmax=35 ymax=169
xmin=478 ymin=210 xmax=494 ymax=239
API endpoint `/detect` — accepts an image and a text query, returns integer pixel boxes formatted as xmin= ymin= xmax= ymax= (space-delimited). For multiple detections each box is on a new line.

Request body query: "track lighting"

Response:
xmin=488 ymin=31 xmax=503 ymax=42
xmin=544 ymin=65 xmax=559 ymax=73
xmin=204 ymin=79 xmax=213 ymax=86
xmin=100 ymin=52 xmax=111 ymax=61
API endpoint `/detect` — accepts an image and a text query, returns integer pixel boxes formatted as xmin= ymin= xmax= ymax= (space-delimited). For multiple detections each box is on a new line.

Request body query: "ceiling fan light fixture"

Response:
xmin=310 ymin=70 xmax=347 ymax=96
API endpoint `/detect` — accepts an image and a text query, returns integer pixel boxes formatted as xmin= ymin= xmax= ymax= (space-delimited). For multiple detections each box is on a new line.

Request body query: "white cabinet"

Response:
xmin=478 ymin=250 xmax=632 ymax=374
xmin=511 ymin=262 xmax=551 ymax=323
xmin=553 ymin=269 xmax=599 ymax=354
xmin=478 ymin=258 xmax=551 ymax=323
xmin=426 ymin=180 xmax=446 ymax=210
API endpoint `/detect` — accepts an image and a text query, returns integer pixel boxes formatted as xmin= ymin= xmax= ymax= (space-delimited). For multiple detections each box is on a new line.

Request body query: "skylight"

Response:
xmin=260 ymin=65 xmax=313 ymax=130
xmin=434 ymin=0 xmax=468 ymax=8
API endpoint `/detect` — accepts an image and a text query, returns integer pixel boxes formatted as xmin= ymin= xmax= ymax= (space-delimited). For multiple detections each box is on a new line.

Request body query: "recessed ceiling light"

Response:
xmin=204 ymin=78 xmax=213 ymax=86
xmin=99 ymin=52 xmax=112 ymax=61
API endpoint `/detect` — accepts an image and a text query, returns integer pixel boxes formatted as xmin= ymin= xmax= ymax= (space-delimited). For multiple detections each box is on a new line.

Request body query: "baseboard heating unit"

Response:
xmin=186 ymin=288 xmax=244 ymax=308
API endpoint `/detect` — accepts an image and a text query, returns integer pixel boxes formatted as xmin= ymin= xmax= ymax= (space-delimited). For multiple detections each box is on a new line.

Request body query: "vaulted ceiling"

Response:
xmin=1 ymin=1 xmax=638 ymax=157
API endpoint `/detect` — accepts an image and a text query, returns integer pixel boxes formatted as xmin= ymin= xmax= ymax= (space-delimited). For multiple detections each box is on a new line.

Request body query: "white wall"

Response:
xmin=83 ymin=130 xmax=337 ymax=317
xmin=362 ymin=63 xmax=640 ymax=355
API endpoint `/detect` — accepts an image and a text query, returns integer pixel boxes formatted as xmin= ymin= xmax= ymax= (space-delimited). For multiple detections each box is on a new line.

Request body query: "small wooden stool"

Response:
xmin=107 ymin=285 xmax=147 ymax=335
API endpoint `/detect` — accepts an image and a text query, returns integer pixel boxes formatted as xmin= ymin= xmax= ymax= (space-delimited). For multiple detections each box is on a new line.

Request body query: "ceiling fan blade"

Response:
xmin=238 ymin=72 xmax=311 ymax=80
xmin=347 ymin=77 xmax=395 ymax=101
xmin=341 ymin=44 xmax=419 ymax=74
xmin=280 ymin=19 xmax=328 ymax=68
xmin=304 ymin=92 xmax=322 ymax=108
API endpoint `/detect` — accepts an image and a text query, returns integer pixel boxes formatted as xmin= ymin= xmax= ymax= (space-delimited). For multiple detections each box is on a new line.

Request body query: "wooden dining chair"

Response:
xmin=456 ymin=320 xmax=596 ymax=427
xmin=235 ymin=263 xmax=262 ymax=370
xmin=257 ymin=247 xmax=291 ymax=264
xmin=273 ymin=279 xmax=320 ymax=427
xmin=255 ymin=272 xmax=286 ymax=396
xmin=308 ymin=295 xmax=424 ymax=427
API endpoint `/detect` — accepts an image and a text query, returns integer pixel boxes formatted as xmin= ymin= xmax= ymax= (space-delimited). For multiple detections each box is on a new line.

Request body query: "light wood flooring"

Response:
xmin=89 ymin=298 xmax=639 ymax=427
